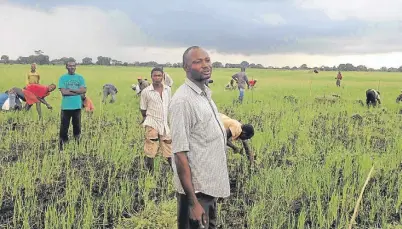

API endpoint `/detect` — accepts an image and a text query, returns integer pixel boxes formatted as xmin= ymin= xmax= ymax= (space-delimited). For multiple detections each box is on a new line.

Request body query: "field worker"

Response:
xmin=58 ymin=61 xmax=87 ymax=151
xmin=169 ymin=46 xmax=230 ymax=229
xmin=81 ymin=94 xmax=95 ymax=113
xmin=160 ymin=66 xmax=174 ymax=87
xmin=0 ymin=92 xmax=22 ymax=111
xmin=140 ymin=67 xmax=172 ymax=172
xmin=131 ymin=84 xmax=141 ymax=96
xmin=102 ymin=83 xmax=118 ymax=103
xmin=249 ymin=79 xmax=257 ymax=89
xmin=26 ymin=63 xmax=40 ymax=85
xmin=6 ymin=85 xmax=55 ymax=118
xmin=336 ymin=71 xmax=342 ymax=87
xmin=366 ymin=89 xmax=381 ymax=107
xmin=396 ymin=90 xmax=402 ymax=103
xmin=232 ymin=67 xmax=250 ymax=103
xmin=220 ymin=113 xmax=255 ymax=165
xmin=137 ymin=77 xmax=150 ymax=95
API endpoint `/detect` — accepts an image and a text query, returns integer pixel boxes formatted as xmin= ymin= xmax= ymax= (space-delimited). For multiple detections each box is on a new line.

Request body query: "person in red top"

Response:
xmin=8 ymin=83 xmax=56 ymax=119
xmin=249 ymin=79 xmax=257 ymax=89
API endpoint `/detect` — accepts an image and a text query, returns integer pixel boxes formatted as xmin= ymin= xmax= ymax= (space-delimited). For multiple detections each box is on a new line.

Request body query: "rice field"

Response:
xmin=1 ymin=64 xmax=402 ymax=228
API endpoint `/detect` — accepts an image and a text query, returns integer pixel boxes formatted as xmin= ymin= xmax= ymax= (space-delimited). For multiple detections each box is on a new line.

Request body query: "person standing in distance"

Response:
xmin=232 ymin=67 xmax=249 ymax=103
xmin=140 ymin=67 xmax=173 ymax=172
xmin=26 ymin=63 xmax=40 ymax=85
xmin=58 ymin=62 xmax=87 ymax=151
xmin=169 ymin=46 xmax=230 ymax=229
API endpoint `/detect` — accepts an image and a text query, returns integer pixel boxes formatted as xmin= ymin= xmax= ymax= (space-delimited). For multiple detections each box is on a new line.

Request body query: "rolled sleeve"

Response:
xmin=140 ymin=91 xmax=148 ymax=110
xmin=169 ymin=99 xmax=191 ymax=153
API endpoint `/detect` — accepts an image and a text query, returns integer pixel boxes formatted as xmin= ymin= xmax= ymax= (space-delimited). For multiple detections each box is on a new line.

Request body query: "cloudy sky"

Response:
xmin=1 ymin=0 xmax=402 ymax=68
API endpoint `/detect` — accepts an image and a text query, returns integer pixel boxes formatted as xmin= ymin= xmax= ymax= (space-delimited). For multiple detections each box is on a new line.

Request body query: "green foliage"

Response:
xmin=1 ymin=65 xmax=402 ymax=228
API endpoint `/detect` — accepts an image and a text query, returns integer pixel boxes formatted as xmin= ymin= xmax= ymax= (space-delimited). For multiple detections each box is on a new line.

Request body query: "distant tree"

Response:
xmin=212 ymin=62 xmax=223 ymax=68
xmin=299 ymin=64 xmax=308 ymax=69
xmin=380 ymin=66 xmax=387 ymax=72
xmin=291 ymin=66 xmax=298 ymax=70
xmin=82 ymin=57 xmax=93 ymax=65
xmin=96 ymin=56 xmax=111 ymax=65
xmin=1 ymin=55 xmax=9 ymax=64
xmin=256 ymin=64 xmax=264 ymax=69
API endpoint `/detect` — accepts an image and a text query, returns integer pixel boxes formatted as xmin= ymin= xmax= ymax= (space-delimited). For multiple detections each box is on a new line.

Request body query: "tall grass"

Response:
xmin=1 ymin=65 xmax=402 ymax=228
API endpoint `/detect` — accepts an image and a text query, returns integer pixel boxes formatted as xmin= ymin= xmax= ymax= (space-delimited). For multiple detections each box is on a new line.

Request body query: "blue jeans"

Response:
xmin=239 ymin=88 xmax=245 ymax=103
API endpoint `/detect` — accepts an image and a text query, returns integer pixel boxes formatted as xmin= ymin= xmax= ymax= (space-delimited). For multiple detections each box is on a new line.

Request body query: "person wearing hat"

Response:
xmin=137 ymin=76 xmax=150 ymax=95
xmin=220 ymin=113 xmax=255 ymax=165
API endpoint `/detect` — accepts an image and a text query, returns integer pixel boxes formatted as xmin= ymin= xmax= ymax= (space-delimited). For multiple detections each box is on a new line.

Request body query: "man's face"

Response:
xmin=184 ymin=48 xmax=212 ymax=82
xmin=151 ymin=71 xmax=163 ymax=84
xmin=138 ymin=79 xmax=142 ymax=83
xmin=48 ymin=84 xmax=56 ymax=92
xmin=66 ymin=62 xmax=76 ymax=74
xmin=239 ymin=132 xmax=249 ymax=140
xmin=31 ymin=64 xmax=36 ymax=71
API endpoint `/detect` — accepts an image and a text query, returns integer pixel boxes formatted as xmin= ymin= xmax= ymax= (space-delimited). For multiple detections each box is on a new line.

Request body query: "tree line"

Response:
xmin=1 ymin=53 xmax=402 ymax=72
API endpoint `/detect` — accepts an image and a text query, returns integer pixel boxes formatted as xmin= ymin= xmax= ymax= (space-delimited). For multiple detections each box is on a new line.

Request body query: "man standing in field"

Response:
xmin=102 ymin=83 xmax=118 ymax=104
xmin=26 ymin=63 xmax=40 ymax=85
xmin=140 ymin=67 xmax=172 ymax=172
xmin=232 ymin=67 xmax=249 ymax=103
xmin=220 ymin=113 xmax=255 ymax=165
xmin=169 ymin=46 xmax=230 ymax=229
xmin=336 ymin=71 xmax=342 ymax=87
xmin=58 ymin=61 xmax=87 ymax=151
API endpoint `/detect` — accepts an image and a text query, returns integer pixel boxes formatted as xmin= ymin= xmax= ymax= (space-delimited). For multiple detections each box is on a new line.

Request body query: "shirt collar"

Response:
xmin=149 ymin=83 xmax=168 ymax=91
xmin=185 ymin=78 xmax=211 ymax=97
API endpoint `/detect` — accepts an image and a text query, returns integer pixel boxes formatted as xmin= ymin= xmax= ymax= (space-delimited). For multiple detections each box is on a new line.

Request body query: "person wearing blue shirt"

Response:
xmin=58 ymin=61 xmax=87 ymax=151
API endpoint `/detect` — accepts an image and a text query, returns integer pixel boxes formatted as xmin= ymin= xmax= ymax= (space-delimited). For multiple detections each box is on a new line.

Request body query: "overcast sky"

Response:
xmin=1 ymin=0 xmax=402 ymax=68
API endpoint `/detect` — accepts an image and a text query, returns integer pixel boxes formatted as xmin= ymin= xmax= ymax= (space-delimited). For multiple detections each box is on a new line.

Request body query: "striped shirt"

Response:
xmin=140 ymin=84 xmax=171 ymax=136
xmin=169 ymin=78 xmax=230 ymax=198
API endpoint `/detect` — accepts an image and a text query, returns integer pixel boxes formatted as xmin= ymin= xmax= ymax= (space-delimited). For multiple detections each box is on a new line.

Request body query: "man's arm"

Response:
xmin=37 ymin=97 xmax=52 ymax=109
xmin=227 ymin=140 xmax=239 ymax=153
xmin=69 ymin=87 xmax=87 ymax=94
xmin=60 ymin=88 xmax=79 ymax=96
xmin=242 ymin=140 xmax=254 ymax=164
xmin=139 ymin=91 xmax=148 ymax=124
xmin=175 ymin=152 xmax=198 ymax=204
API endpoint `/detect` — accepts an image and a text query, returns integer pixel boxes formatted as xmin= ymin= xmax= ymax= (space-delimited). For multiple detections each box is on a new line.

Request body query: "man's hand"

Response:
xmin=46 ymin=104 xmax=52 ymax=110
xmin=190 ymin=201 xmax=206 ymax=228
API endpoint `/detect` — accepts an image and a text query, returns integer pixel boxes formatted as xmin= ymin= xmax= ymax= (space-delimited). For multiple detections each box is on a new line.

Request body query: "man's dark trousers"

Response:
xmin=177 ymin=192 xmax=217 ymax=229
xmin=59 ymin=109 xmax=81 ymax=150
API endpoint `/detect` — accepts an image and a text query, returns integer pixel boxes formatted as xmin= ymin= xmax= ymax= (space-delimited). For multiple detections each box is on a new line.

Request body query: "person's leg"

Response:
xmin=110 ymin=89 xmax=116 ymax=103
xmin=59 ymin=110 xmax=72 ymax=150
xmin=144 ymin=126 xmax=159 ymax=172
xmin=102 ymin=87 xmax=109 ymax=103
xmin=160 ymin=134 xmax=173 ymax=168
xmin=71 ymin=109 xmax=82 ymax=142
xmin=239 ymin=88 xmax=245 ymax=103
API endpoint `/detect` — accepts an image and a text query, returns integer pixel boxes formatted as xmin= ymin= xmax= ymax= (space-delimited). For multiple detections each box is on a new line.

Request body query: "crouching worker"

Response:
xmin=220 ymin=113 xmax=255 ymax=165
xmin=81 ymin=94 xmax=95 ymax=113
xmin=366 ymin=89 xmax=381 ymax=107
xmin=396 ymin=90 xmax=402 ymax=103
xmin=6 ymin=84 xmax=55 ymax=119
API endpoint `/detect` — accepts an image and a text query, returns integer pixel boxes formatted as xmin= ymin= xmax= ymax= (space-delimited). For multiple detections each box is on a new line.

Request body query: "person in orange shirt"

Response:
xmin=220 ymin=113 xmax=255 ymax=165
xmin=249 ymin=79 xmax=257 ymax=89
xmin=81 ymin=94 xmax=95 ymax=113
xmin=26 ymin=63 xmax=40 ymax=85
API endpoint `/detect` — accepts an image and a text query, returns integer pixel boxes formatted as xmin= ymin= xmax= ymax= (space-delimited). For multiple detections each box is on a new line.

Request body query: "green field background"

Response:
xmin=1 ymin=65 xmax=402 ymax=228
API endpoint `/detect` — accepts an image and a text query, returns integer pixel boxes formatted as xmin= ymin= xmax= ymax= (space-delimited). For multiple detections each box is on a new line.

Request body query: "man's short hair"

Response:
xmin=182 ymin=46 xmax=200 ymax=68
xmin=151 ymin=67 xmax=164 ymax=76
xmin=241 ymin=124 xmax=254 ymax=139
